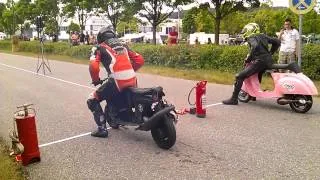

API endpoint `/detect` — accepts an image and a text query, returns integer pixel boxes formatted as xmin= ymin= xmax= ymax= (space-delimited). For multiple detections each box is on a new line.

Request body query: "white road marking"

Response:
xmin=0 ymin=62 xmax=95 ymax=90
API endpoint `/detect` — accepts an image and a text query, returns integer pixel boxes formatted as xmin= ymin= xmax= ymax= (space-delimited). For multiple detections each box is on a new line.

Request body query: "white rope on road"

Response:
xmin=39 ymin=127 xmax=111 ymax=148
xmin=39 ymin=132 xmax=92 ymax=148
xmin=205 ymin=102 xmax=223 ymax=108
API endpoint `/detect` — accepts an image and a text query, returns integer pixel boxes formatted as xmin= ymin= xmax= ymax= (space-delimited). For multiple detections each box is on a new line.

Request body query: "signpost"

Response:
xmin=289 ymin=0 xmax=316 ymax=67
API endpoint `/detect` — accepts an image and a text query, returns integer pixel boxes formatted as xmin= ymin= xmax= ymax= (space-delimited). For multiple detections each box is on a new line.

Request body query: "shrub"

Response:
xmin=0 ymin=41 xmax=319 ymax=80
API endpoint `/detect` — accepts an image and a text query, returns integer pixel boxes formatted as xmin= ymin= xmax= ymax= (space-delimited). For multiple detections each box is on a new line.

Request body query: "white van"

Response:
xmin=0 ymin=32 xmax=7 ymax=40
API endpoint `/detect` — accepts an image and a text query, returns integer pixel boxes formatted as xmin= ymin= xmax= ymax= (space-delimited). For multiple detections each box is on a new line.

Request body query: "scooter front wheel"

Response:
xmin=151 ymin=114 xmax=176 ymax=149
xmin=238 ymin=90 xmax=252 ymax=103
xmin=289 ymin=95 xmax=313 ymax=113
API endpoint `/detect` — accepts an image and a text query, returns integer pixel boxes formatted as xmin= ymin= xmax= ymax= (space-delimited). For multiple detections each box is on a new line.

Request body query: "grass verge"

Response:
xmin=0 ymin=138 xmax=26 ymax=180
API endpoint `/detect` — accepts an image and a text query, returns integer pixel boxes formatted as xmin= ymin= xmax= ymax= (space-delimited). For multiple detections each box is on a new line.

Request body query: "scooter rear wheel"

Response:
xmin=238 ymin=90 xmax=251 ymax=103
xmin=289 ymin=95 xmax=313 ymax=113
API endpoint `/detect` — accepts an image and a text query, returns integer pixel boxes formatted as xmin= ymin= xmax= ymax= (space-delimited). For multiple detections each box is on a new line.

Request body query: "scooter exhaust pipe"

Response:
xmin=277 ymin=98 xmax=311 ymax=105
xmin=136 ymin=105 xmax=175 ymax=131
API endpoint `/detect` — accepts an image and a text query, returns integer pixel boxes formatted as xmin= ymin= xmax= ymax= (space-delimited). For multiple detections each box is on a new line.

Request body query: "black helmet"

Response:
xmin=97 ymin=25 xmax=116 ymax=44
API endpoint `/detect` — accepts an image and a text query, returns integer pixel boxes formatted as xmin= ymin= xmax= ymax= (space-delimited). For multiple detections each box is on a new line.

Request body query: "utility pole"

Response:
xmin=11 ymin=0 xmax=15 ymax=52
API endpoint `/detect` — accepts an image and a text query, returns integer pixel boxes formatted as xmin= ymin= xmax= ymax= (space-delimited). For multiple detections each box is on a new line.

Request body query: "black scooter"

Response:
xmin=101 ymin=78 xmax=178 ymax=149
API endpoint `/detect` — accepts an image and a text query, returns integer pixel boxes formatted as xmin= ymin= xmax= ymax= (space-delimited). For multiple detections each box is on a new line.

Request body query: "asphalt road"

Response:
xmin=0 ymin=53 xmax=319 ymax=180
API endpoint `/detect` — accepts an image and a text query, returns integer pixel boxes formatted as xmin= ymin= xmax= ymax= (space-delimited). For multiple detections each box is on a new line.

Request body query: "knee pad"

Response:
xmin=235 ymin=73 xmax=241 ymax=80
xmin=87 ymin=98 xmax=100 ymax=112
xmin=235 ymin=73 xmax=245 ymax=81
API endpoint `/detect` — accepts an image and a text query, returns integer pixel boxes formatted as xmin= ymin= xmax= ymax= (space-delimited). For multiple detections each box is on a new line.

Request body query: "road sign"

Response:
xmin=289 ymin=0 xmax=316 ymax=14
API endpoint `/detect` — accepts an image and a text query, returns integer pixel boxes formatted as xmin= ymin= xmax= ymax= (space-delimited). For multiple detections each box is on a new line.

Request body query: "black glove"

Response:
xmin=92 ymin=79 xmax=103 ymax=86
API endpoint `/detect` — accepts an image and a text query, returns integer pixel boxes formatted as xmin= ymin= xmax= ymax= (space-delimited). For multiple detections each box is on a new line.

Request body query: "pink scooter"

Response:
xmin=238 ymin=62 xmax=318 ymax=113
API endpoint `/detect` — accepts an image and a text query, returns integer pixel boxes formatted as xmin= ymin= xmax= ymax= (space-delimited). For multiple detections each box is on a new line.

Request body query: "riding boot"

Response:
xmin=222 ymin=91 xmax=239 ymax=105
xmin=222 ymin=81 xmax=241 ymax=105
xmin=91 ymin=111 xmax=108 ymax=138
xmin=106 ymin=105 xmax=120 ymax=129
xmin=91 ymin=126 xmax=108 ymax=138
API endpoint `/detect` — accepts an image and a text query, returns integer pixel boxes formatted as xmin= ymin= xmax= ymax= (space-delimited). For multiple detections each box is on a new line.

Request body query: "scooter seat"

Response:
xmin=129 ymin=86 xmax=164 ymax=96
xmin=269 ymin=62 xmax=301 ymax=73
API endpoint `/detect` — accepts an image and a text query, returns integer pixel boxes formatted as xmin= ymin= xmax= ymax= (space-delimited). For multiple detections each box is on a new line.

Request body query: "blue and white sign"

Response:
xmin=289 ymin=0 xmax=316 ymax=14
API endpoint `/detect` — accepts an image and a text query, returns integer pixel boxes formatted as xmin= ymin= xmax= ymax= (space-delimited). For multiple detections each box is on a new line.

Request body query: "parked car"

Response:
xmin=19 ymin=34 xmax=30 ymax=41
xmin=0 ymin=32 xmax=7 ymax=40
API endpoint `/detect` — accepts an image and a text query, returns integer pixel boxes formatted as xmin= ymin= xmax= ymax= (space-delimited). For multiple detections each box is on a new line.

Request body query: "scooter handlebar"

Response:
xmin=17 ymin=104 xmax=33 ymax=109
xmin=91 ymin=77 xmax=109 ymax=86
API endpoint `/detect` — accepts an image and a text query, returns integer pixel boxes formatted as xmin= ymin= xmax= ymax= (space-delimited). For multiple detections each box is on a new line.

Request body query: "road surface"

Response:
xmin=0 ymin=53 xmax=319 ymax=179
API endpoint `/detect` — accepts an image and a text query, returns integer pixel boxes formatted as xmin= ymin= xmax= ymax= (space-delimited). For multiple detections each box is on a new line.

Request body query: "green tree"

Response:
xmin=0 ymin=1 xmax=21 ymax=36
xmin=95 ymin=0 xmax=137 ymax=32
xmin=0 ymin=3 xmax=6 ymax=32
xmin=221 ymin=11 xmax=247 ymax=34
xmin=253 ymin=8 xmax=277 ymax=36
xmin=32 ymin=0 xmax=60 ymax=39
xmin=252 ymin=8 xmax=298 ymax=36
xmin=15 ymin=0 xmax=36 ymax=34
xmin=138 ymin=0 xmax=193 ymax=44
xmin=208 ymin=0 xmax=260 ymax=44
xmin=0 ymin=9 xmax=15 ymax=35
xmin=0 ymin=2 xmax=20 ymax=36
xmin=0 ymin=3 xmax=5 ymax=15
xmin=68 ymin=21 xmax=80 ymax=33
xmin=302 ymin=10 xmax=320 ymax=34
xmin=182 ymin=7 xmax=198 ymax=34
xmin=117 ymin=17 xmax=140 ymax=35
xmin=194 ymin=7 xmax=214 ymax=33
xmin=44 ymin=18 xmax=59 ymax=37
xmin=62 ymin=0 xmax=95 ymax=31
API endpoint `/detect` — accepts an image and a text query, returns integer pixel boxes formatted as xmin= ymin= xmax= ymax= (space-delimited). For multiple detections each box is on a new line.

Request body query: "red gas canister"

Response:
xmin=14 ymin=104 xmax=41 ymax=166
xmin=196 ymin=81 xmax=207 ymax=118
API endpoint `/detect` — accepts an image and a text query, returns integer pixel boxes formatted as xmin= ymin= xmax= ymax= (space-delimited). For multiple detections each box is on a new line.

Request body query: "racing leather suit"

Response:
xmin=87 ymin=39 xmax=144 ymax=130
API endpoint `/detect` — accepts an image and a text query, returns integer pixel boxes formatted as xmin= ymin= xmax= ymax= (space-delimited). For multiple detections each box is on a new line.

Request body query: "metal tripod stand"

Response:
xmin=36 ymin=35 xmax=52 ymax=75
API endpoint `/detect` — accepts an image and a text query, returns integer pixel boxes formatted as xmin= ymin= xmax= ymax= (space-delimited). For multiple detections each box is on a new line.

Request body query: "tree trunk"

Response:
xmin=214 ymin=16 xmax=221 ymax=45
xmin=113 ymin=23 xmax=117 ymax=34
xmin=214 ymin=1 xmax=221 ymax=45
xmin=77 ymin=13 xmax=82 ymax=32
xmin=112 ymin=17 xmax=117 ymax=34
xmin=152 ymin=24 xmax=157 ymax=45
xmin=81 ymin=13 xmax=85 ymax=31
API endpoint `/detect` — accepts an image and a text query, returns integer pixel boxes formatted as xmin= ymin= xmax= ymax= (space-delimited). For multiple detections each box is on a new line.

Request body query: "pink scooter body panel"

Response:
xmin=242 ymin=72 xmax=318 ymax=98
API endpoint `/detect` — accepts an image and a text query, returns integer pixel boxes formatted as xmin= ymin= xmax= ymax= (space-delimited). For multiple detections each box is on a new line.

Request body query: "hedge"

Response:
xmin=0 ymin=40 xmax=319 ymax=80
xmin=0 ymin=40 xmax=11 ymax=50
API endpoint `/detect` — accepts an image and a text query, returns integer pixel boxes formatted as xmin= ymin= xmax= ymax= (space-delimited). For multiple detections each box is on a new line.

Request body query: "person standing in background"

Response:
xmin=167 ymin=26 xmax=178 ymax=45
xmin=278 ymin=18 xmax=299 ymax=72
xmin=80 ymin=32 xmax=85 ymax=45
xmin=85 ymin=31 xmax=89 ymax=45
xmin=89 ymin=31 xmax=95 ymax=45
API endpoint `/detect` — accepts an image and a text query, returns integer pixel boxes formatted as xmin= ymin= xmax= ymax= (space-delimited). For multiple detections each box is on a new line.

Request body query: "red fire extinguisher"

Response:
xmin=196 ymin=81 xmax=207 ymax=118
xmin=11 ymin=104 xmax=41 ymax=166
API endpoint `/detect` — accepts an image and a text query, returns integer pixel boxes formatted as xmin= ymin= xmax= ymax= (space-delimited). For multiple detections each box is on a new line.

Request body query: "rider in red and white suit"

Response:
xmin=87 ymin=26 xmax=144 ymax=138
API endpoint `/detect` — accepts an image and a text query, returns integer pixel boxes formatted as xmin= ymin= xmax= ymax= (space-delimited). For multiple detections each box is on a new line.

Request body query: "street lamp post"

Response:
xmin=177 ymin=6 xmax=181 ymax=40
xmin=11 ymin=0 xmax=16 ymax=52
